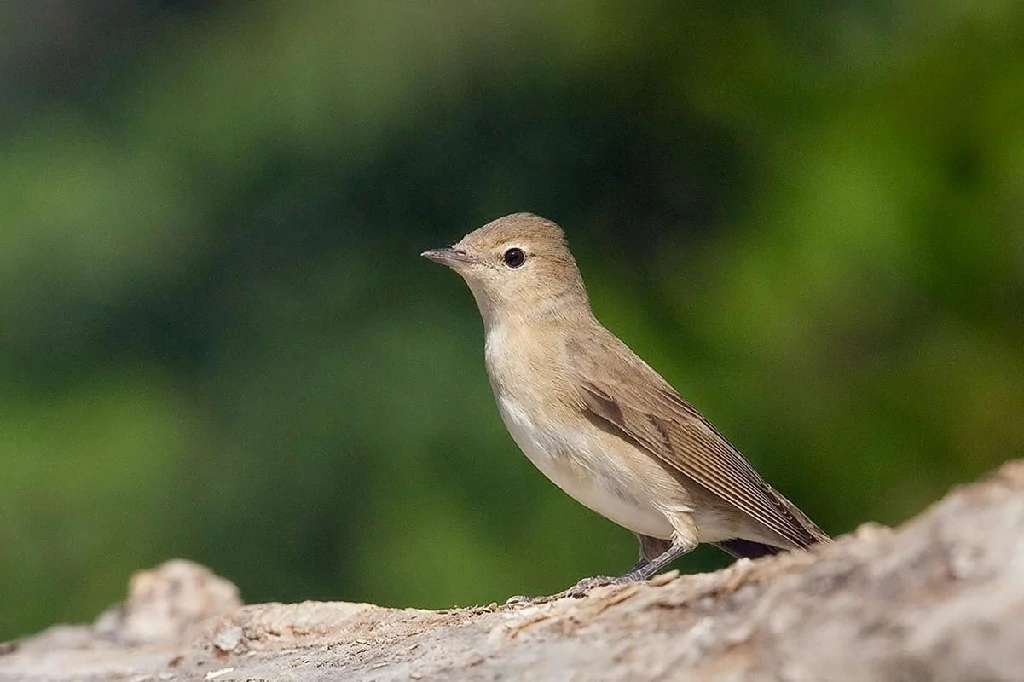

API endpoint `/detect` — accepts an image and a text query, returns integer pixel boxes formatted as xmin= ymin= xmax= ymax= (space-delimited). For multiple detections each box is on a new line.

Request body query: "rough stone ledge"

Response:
xmin=2 ymin=460 xmax=1022 ymax=681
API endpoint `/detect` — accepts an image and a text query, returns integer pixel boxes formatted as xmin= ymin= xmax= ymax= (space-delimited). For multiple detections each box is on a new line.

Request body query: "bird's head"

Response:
xmin=422 ymin=213 xmax=589 ymax=327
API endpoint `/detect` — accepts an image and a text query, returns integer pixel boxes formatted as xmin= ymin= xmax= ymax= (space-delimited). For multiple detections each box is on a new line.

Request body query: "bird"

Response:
xmin=421 ymin=212 xmax=829 ymax=593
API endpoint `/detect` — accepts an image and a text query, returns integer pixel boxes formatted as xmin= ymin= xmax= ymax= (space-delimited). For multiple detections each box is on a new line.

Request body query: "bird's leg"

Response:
xmin=624 ymin=534 xmax=671 ymax=575
xmin=511 ymin=535 xmax=668 ymax=604
xmin=562 ymin=534 xmax=693 ymax=598
xmin=565 ymin=524 xmax=700 ymax=593
xmin=565 ymin=536 xmax=660 ymax=597
xmin=620 ymin=534 xmax=697 ymax=581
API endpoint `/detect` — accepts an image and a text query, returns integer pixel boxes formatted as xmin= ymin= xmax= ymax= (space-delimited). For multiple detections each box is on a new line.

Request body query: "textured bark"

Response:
xmin=2 ymin=461 xmax=1023 ymax=681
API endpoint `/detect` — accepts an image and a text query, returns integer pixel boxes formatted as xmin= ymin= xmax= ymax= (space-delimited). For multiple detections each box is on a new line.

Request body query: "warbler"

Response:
xmin=422 ymin=213 xmax=828 ymax=593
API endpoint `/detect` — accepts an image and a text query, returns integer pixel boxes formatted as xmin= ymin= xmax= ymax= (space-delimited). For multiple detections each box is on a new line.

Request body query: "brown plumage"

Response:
xmin=572 ymin=340 xmax=828 ymax=550
xmin=422 ymin=213 xmax=828 ymax=591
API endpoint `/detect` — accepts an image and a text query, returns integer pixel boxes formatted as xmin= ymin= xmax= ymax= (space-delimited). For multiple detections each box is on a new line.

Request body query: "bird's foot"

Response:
xmin=560 ymin=574 xmax=637 ymax=599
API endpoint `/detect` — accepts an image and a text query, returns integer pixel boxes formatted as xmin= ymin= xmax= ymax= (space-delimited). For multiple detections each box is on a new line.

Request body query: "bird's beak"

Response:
xmin=420 ymin=247 xmax=478 ymax=269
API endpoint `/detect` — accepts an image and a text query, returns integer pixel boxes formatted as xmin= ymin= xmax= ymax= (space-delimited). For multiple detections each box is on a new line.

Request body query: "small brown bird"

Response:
xmin=422 ymin=213 xmax=829 ymax=593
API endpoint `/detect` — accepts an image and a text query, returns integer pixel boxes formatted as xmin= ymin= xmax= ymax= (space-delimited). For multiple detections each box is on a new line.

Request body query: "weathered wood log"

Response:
xmin=2 ymin=460 xmax=1022 ymax=681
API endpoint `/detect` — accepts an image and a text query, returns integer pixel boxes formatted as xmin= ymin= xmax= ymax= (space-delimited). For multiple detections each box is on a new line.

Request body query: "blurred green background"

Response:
xmin=2 ymin=1 xmax=1023 ymax=641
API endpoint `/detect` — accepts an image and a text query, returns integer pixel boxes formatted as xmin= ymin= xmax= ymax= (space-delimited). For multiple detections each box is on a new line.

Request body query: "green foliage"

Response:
xmin=1 ymin=1 xmax=1022 ymax=640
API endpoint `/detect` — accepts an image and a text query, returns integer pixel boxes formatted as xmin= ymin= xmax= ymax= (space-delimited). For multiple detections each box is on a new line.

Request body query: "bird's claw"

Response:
xmin=560 ymin=575 xmax=630 ymax=599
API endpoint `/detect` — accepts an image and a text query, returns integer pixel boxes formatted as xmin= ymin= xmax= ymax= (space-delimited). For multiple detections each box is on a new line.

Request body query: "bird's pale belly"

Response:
xmin=497 ymin=394 xmax=676 ymax=540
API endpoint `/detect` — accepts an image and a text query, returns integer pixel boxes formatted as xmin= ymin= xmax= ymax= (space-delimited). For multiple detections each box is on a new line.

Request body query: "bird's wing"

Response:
xmin=568 ymin=337 xmax=829 ymax=549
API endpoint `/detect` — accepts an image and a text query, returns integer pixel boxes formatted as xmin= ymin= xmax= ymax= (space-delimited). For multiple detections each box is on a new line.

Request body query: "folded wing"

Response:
xmin=569 ymin=337 xmax=828 ymax=549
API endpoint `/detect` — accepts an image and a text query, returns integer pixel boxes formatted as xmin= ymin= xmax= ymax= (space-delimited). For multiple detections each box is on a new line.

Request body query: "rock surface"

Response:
xmin=2 ymin=461 xmax=1023 ymax=681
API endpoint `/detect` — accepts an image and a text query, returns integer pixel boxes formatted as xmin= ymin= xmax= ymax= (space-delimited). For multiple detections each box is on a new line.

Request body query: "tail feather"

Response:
xmin=713 ymin=539 xmax=785 ymax=560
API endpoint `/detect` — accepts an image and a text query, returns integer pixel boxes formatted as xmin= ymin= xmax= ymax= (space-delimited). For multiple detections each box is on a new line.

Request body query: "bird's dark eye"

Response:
xmin=502 ymin=247 xmax=526 ymax=268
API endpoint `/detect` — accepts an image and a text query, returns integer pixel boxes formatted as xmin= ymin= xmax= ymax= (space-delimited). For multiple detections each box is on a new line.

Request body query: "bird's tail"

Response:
xmin=713 ymin=539 xmax=785 ymax=560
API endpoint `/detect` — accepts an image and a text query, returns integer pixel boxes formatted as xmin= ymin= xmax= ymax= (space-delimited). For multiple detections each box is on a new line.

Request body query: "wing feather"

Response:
xmin=570 ymin=338 xmax=828 ymax=549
